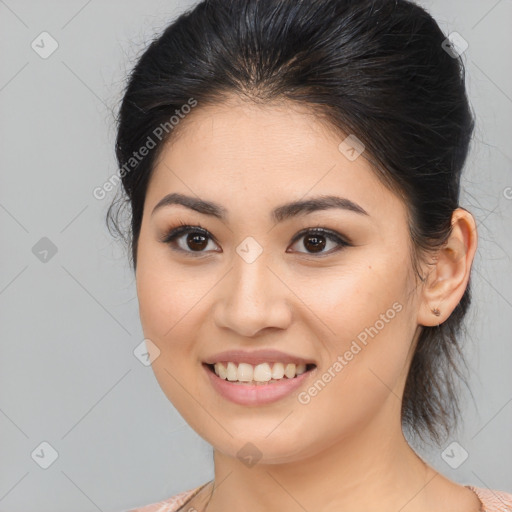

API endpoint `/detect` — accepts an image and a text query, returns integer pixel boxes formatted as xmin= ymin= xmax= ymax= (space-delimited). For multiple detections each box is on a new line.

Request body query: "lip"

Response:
xmin=203 ymin=362 xmax=317 ymax=406
xmin=203 ymin=349 xmax=316 ymax=366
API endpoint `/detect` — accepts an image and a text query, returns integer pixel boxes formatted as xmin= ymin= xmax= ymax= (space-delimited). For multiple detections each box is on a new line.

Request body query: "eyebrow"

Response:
xmin=151 ymin=192 xmax=369 ymax=223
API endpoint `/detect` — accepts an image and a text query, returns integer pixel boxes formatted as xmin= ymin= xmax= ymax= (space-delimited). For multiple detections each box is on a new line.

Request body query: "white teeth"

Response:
xmin=284 ymin=363 xmax=295 ymax=378
xmin=226 ymin=362 xmax=238 ymax=381
xmin=296 ymin=363 xmax=306 ymax=375
xmin=215 ymin=362 xmax=227 ymax=380
xmin=211 ymin=361 xmax=311 ymax=382
xmin=237 ymin=363 xmax=253 ymax=382
xmin=271 ymin=362 xmax=285 ymax=379
xmin=253 ymin=363 xmax=272 ymax=382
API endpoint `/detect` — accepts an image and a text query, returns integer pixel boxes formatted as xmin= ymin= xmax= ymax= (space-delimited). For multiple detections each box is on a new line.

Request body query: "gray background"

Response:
xmin=0 ymin=1 xmax=510 ymax=511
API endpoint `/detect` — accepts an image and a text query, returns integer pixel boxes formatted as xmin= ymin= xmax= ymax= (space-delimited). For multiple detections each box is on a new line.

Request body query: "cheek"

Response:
xmin=136 ymin=272 xmax=171 ymax=340
xmin=135 ymin=260 xmax=209 ymax=424
xmin=135 ymin=240 xmax=200 ymax=341
xmin=290 ymin=308 xmax=412 ymax=456
xmin=135 ymin=250 xmax=221 ymax=389
xmin=289 ymin=258 xmax=408 ymax=338
xmin=136 ymin=273 xmax=199 ymax=362
xmin=292 ymin=259 xmax=414 ymax=401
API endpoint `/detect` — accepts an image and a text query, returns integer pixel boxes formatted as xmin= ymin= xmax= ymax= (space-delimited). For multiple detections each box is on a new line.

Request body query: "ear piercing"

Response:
xmin=431 ymin=307 xmax=441 ymax=316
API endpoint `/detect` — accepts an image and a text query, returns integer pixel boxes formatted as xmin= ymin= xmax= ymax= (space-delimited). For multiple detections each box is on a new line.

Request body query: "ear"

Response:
xmin=417 ymin=208 xmax=478 ymax=327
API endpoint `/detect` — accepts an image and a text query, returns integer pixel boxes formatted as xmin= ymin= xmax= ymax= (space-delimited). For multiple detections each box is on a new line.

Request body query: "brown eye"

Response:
xmin=302 ymin=233 xmax=327 ymax=253
xmin=185 ymin=232 xmax=209 ymax=251
xmin=161 ymin=225 xmax=220 ymax=255
xmin=288 ymin=228 xmax=350 ymax=256
xmin=160 ymin=224 xmax=350 ymax=257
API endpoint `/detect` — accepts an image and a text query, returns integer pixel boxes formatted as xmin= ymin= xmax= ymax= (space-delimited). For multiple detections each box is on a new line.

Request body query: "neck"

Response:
xmin=205 ymin=404 xmax=435 ymax=512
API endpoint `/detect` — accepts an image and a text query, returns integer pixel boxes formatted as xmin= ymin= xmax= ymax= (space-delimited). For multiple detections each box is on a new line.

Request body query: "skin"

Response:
xmin=135 ymin=96 xmax=479 ymax=512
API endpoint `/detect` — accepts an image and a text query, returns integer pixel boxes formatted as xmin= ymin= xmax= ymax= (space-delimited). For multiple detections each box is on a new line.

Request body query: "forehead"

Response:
xmin=163 ymin=97 xmax=344 ymax=165
xmin=147 ymin=97 xmax=407 ymax=224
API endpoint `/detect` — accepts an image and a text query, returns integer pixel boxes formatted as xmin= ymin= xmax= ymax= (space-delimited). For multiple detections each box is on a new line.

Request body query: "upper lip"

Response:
xmin=203 ymin=349 xmax=316 ymax=366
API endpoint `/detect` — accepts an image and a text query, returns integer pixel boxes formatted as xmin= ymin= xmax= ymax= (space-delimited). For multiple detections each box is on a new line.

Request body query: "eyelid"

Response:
xmin=158 ymin=222 xmax=212 ymax=244
xmin=289 ymin=226 xmax=351 ymax=246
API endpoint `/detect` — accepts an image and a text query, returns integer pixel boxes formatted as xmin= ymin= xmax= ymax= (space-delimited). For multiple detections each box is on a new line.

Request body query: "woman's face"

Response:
xmin=135 ymin=97 xmax=425 ymax=463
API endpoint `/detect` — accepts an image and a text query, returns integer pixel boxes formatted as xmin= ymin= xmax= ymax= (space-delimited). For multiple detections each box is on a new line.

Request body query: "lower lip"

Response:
xmin=203 ymin=363 xmax=316 ymax=406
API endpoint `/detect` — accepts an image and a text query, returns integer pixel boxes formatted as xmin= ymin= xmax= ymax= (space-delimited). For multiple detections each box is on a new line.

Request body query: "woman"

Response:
xmin=109 ymin=0 xmax=512 ymax=510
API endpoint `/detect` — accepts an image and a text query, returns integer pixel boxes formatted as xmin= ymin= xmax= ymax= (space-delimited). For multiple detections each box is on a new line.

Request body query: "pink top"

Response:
xmin=126 ymin=482 xmax=512 ymax=512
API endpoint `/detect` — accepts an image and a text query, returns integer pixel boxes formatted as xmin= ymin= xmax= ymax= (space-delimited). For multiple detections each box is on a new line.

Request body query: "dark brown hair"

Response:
xmin=108 ymin=0 xmax=476 ymax=446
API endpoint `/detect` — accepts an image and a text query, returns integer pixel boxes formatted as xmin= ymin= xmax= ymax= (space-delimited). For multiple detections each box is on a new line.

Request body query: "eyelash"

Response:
xmin=159 ymin=220 xmax=352 ymax=257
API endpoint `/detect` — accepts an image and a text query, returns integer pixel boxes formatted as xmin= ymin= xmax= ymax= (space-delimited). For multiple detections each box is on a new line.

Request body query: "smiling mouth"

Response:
xmin=204 ymin=362 xmax=317 ymax=385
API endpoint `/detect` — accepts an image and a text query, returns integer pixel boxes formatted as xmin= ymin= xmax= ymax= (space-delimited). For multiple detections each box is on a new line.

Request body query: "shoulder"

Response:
xmin=126 ymin=482 xmax=512 ymax=512
xmin=466 ymin=485 xmax=512 ymax=512
xmin=125 ymin=482 xmax=209 ymax=512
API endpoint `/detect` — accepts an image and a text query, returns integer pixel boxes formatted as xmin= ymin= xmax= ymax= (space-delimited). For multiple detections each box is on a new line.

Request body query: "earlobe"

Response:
xmin=417 ymin=208 xmax=478 ymax=327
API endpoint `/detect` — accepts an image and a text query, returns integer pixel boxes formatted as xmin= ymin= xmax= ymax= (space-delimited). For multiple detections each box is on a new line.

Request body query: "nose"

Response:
xmin=213 ymin=251 xmax=293 ymax=338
